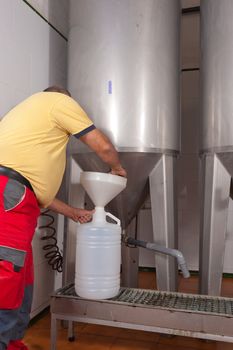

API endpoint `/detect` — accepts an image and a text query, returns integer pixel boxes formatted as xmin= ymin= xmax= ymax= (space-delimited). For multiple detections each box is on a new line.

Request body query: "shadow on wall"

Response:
xmin=48 ymin=0 xmax=69 ymax=89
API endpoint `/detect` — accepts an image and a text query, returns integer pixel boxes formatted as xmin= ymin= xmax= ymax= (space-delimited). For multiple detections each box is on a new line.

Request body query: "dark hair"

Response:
xmin=43 ymin=85 xmax=71 ymax=97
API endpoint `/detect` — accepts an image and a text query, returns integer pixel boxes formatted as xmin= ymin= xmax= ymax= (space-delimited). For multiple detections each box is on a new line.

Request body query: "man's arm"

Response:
xmin=79 ymin=128 xmax=127 ymax=177
xmin=48 ymin=198 xmax=94 ymax=223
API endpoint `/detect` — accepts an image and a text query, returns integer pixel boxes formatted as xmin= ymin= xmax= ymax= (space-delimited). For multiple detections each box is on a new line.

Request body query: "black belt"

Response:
xmin=0 ymin=165 xmax=34 ymax=192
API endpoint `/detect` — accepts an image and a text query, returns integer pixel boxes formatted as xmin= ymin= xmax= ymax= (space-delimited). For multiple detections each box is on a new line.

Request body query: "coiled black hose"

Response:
xmin=39 ymin=209 xmax=63 ymax=272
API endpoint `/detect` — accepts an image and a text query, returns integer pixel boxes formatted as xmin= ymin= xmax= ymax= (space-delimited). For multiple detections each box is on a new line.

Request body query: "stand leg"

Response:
xmin=149 ymin=154 xmax=178 ymax=291
xmin=50 ymin=315 xmax=57 ymax=350
xmin=199 ymin=154 xmax=231 ymax=295
xmin=68 ymin=321 xmax=75 ymax=341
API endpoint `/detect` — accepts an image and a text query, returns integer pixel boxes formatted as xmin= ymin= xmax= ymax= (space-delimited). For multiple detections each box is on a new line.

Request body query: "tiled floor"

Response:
xmin=23 ymin=272 xmax=233 ymax=349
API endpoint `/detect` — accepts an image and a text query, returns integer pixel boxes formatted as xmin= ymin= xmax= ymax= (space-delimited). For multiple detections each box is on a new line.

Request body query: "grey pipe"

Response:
xmin=125 ymin=237 xmax=190 ymax=279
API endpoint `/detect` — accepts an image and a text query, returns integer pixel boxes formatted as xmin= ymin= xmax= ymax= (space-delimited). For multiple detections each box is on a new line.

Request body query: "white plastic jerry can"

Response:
xmin=75 ymin=208 xmax=121 ymax=300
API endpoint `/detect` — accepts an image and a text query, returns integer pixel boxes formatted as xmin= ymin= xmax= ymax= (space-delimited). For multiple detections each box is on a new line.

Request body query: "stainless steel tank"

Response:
xmin=67 ymin=0 xmax=181 ymax=291
xmin=69 ymin=0 xmax=180 ymax=151
xmin=200 ymin=0 xmax=233 ymax=295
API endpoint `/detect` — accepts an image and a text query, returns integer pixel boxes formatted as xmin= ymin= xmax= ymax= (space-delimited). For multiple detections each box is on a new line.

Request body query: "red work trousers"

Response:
xmin=0 ymin=175 xmax=40 ymax=310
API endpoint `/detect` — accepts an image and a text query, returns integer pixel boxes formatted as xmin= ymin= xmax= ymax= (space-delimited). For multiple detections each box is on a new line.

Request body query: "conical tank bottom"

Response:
xmin=74 ymin=151 xmax=162 ymax=229
xmin=80 ymin=171 xmax=127 ymax=207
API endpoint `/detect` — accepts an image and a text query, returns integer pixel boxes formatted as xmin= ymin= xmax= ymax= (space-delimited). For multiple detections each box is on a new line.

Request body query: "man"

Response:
xmin=0 ymin=86 xmax=126 ymax=350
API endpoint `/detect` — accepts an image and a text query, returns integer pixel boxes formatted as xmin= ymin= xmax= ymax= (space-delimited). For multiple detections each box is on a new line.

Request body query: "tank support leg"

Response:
xmin=121 ymin=218 xmax=139 ymax=288
xmin=149 ymin=154 xmax=178 ymax=291
xmin=199 ymin=154 xmax=231 ymax=295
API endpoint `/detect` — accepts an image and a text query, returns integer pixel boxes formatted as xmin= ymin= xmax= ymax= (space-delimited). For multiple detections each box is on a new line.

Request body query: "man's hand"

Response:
xmin=80 ymin=129 xmax=127 ymax=179
xmin=48 ymin=198 xmax=94 ymax=223
xmin=71 ymin=208 xmax=94 ymax=223
xmin=111 ymin=166 xmax=127 ymax=178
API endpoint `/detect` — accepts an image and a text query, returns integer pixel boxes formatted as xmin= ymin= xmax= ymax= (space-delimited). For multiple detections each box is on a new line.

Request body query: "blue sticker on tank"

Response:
xmin=108 ymin=81 xmax=112 ymax=94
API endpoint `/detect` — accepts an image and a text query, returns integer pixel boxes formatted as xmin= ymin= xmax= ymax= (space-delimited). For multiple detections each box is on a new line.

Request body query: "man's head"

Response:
xmin=43 ymin=86 xmax=71 ymax=97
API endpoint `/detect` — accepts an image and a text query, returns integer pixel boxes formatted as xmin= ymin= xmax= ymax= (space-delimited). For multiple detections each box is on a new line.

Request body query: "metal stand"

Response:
xmin=50 ymin=285 xmax=233 ymax=350
xmin=199 ymin=154 xmax=231 ymax=295
xmin=149 ymin=154 xmax=178 ymax=291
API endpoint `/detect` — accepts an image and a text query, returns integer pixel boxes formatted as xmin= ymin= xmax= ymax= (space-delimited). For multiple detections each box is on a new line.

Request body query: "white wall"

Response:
xmin=0 ymin=0 xmax=68 ymax=316
xmin=0 ymin=0 xmax=67 ymax=119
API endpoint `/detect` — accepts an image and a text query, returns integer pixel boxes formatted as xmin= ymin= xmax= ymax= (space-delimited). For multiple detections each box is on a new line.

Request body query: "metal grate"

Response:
xmin=55 ymin=284 xmax=233 ymax=317
xmin=112 ymin=289 xmax=233 ymax=315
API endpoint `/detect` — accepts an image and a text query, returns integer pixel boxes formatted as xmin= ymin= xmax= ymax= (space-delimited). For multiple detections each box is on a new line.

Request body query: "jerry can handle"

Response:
xmin=106 ymin=212 xmax=121 ymax=225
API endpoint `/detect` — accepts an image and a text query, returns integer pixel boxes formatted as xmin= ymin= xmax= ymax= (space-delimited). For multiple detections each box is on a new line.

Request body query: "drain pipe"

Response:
xmin=124 ymin=236 xmax=190 ymax=278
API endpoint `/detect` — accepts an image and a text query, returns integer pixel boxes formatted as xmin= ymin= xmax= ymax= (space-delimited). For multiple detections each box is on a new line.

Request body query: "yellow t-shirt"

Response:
xmin=0 ymin=92 xmax=94 ymax=207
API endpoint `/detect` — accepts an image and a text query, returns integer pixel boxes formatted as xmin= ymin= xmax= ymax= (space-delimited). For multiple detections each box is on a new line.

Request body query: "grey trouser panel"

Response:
xmin=0 ymin=285 xmax=33 ymax=349
xmin=3 ymin=179 xmax=25 ymax=211
xmin=0 ymin=246 xmax=26 ymax=271
xmin=1 ymin=179 xmax=26 ymax=270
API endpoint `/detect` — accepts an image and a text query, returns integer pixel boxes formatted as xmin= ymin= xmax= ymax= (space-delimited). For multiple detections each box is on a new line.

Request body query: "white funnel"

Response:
xmin=80 ymin=171 xmax=127 ymax=207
